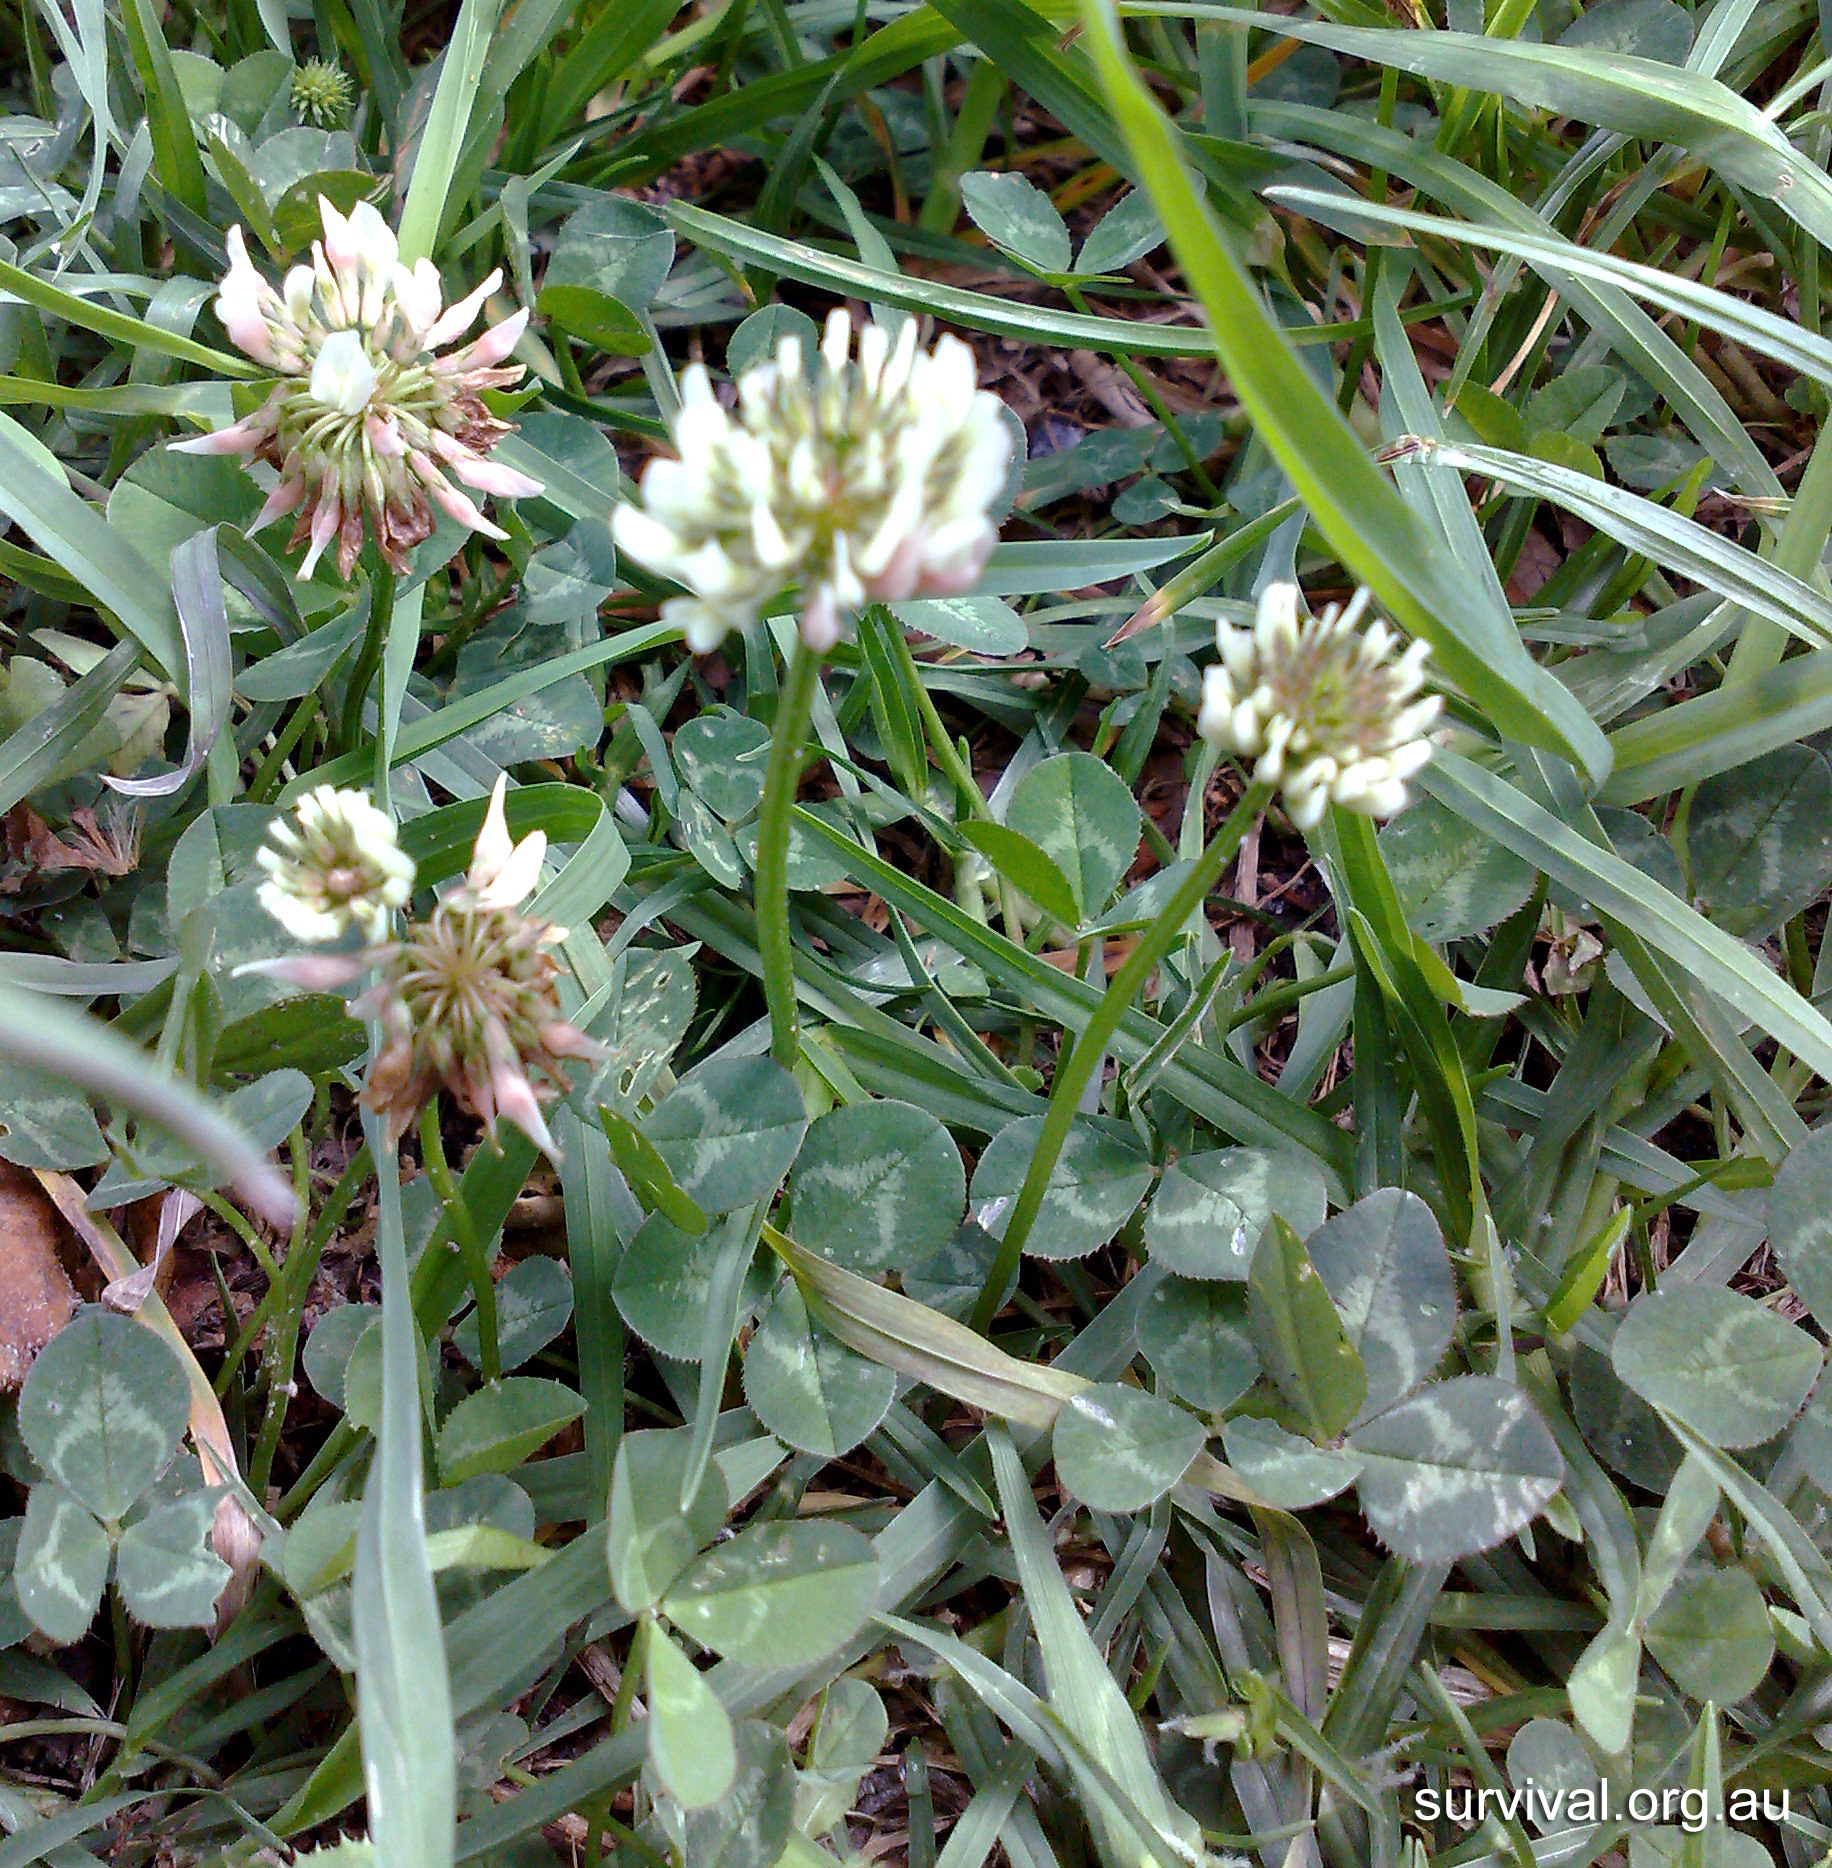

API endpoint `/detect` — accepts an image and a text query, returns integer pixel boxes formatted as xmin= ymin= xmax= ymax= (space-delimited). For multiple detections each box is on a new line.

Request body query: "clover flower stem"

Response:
xmin=250 ymin=1141 xmax=370 ymax=1497
xmin=338 ymin=562 xmax=395 ymax=756
xmin=755 ymin=637 xmax=826 ymax=1068
xmin=419 ymin=1099 xmax=498 ymax=1381
xmin=969 ymin=777 xmax=1276 ymax=1334
xmin=248 ymin=692 xmax=323 ymax=803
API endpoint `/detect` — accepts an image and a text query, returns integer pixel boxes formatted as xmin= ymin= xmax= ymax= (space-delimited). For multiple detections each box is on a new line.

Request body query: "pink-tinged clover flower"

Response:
xmin=613 ymin=310 xmax=1013 ymax=655
xmin=177 ymin=197 xmax=541 ymax=580
xmin=242 ymin=778 xmax=597 ymax=1161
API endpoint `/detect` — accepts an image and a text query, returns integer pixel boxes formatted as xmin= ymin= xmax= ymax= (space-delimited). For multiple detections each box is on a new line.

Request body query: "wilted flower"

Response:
xmin=289 ymin=58 xmax=354 ymax=128
xmin=176 ymin=196 xmax=541 ymax=580
xmin=1536 ymin=903 xmax=1605 ymax=997
xmin=257 ymin=784 xmax=415 ymax=942
xmin=613 ymin=309 xmax=1012 ymax=654
xmin=1196 ymin=583 xmax=1441 ymax=830
xmin=244 ymin=779 xmax=596 ymax=1160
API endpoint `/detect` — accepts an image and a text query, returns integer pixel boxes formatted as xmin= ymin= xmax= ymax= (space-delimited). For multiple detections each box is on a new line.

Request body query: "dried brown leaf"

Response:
xmin=0 ymin=1160 xmax=76 ymax=1389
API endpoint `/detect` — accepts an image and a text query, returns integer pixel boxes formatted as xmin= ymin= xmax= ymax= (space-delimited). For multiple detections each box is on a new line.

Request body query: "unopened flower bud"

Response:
xmin=289 ymin=57 xmax=354 ymax=129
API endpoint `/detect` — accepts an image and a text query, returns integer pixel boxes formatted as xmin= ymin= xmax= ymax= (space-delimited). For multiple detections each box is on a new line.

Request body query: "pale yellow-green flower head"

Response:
xmin=256 ymin=783 xmax=415 ymax=943
xmin=289 ymin=58 xmax=354 ymax=128
xmin=1196 ymin=583 xmax=1440 ymax=830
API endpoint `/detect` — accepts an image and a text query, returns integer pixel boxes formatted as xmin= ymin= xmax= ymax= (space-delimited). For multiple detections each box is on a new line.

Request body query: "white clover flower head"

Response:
xmin=256 ymin=784 xmax=415 ymax=943
xmin=1195 ymin=582 xmax=1441 ymax=831
xmin=176 ymin=196 xmax=542 ymax=580
xmin=613 ymin=309 xmax=1012 ymax=655
xmin=242 ymin=778 xmax=593 ymax=1161
xmin=351 ymin=782 xmax=593 ymax=1157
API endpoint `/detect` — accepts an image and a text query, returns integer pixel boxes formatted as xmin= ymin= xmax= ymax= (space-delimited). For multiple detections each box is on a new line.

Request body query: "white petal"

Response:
xmin=250 ymin=474 xmax=308 ymax=534
xmin=669 ymin=597 xmax=733 ymax=653
xmin=256 ymin=881 xmax=344 ymax=944
xmin=447 ymin=452 xmax=544 ymax=499
xmin=424 ymin=268 xmax=502 ymax=348
xmin=612 ymin=504 xmax=687 ymax=573
xmin=800 ymin=588 xmax=842 ymax=654
xmin=234 ymin=950 xmax=372 ymax=987
xmin=343 ymin=199 xmax=398 ymax=276
xmin=442 ymin=305 xmax=527 ymax=371
xmin=820 ymin=307 xmax=852 ymax=372
xmin=391 ymin=258 xmax=443 ymax=336
xmin=476 ymin=829 xmax=546 ymax=909
xmin=309 ymin=328 xmax=378 ymax=415
xmin=492 ymin=1065 xmax=560 ymax=1160
xmin=469 ymin=774 xmax=515 ymax=889
xmin=1196 ymin=665 xmax=1235 ymax=745
xmin=296 ymin=486 xmax=340 ymax=580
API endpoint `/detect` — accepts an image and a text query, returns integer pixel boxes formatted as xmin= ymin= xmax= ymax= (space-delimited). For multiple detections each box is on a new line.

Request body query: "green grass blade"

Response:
xmin=1155 ymin=5 xmax=1832 ymax=252
xmin=353 ymin=1114 xmax=458 ymax=1868
xmin=0 ymin=983 xmax=293 ymax=1228
xmin=1411 ymin=437 xmax=1832 ymax=651
xmin=1258 ymin=102 xmax=1778 ymax=498
xmin=0 ymin=637 xmax=140 ymax=815
xmin=541 ymin=0 xmax=685 ymax=139
xmin=666 ymin=201 xmax=1218 ymax=357
xmin=791 ymin=805 xmax=1354 ymax=1179
xmin=120 ymin=0 xmax=208 ymax=221
xmin=397 ymin=0 xmax=506 ymax=266
xmin=1075 ymin=0 xmax=1610 ymax=782
xmin=1603 ymin=649 xmax=1832 ymax=801
xmin=1423 ymin=752 xmax=1832 ymax=1083
xmin=0 ymin=414 xmax=182 ymax=674
xmin=0 ymin=260 xmax=255 ymax=378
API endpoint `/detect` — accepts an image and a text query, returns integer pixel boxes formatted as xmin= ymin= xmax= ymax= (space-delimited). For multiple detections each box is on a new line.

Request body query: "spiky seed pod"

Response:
xmin=355 ymin=891 xmax=600 ymax=1157
xmin=176 ymin=197 xmax=541 ymax=580
xmin=1195 ymin=582 xmax=1442 ymax=830
xmin=289 ymin=58 xmax=355 ymax=128
xmin=613 ymin=308 xmax=1013 ymax=654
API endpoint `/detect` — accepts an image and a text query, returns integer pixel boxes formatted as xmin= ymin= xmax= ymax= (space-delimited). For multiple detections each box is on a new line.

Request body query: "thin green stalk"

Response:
xmin=880 ymin=620 xmax=1027 ymax=946
xmin=420 ymin=1099 xmax=497 ymax=1381
xmin=883 ymin=621 xmax=986 ymax=819
xmin=353 ymin=1105 xmax=456 ymax=1868
xmin=247 ymin=689 xmax=324 ymax=803
xmin=248 ymin=1143 xmax=371 ymax=1493
xmin=337 ymin=567 xmax=394 ymax=756
xmin=969 ymin=778 xmax=1273 ymax=1332
xmin=754 ymin=637 xmax=824 ymax=1067
xmin=1724 ymin=417 xmax=1832 ymax=688
xmin=610 ymin=1619 xmax=648 ymax=1735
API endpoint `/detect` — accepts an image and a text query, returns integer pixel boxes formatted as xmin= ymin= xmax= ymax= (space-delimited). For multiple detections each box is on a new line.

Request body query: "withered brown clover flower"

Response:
xmin=243 ymin=780 xmax=598 ymax=1160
